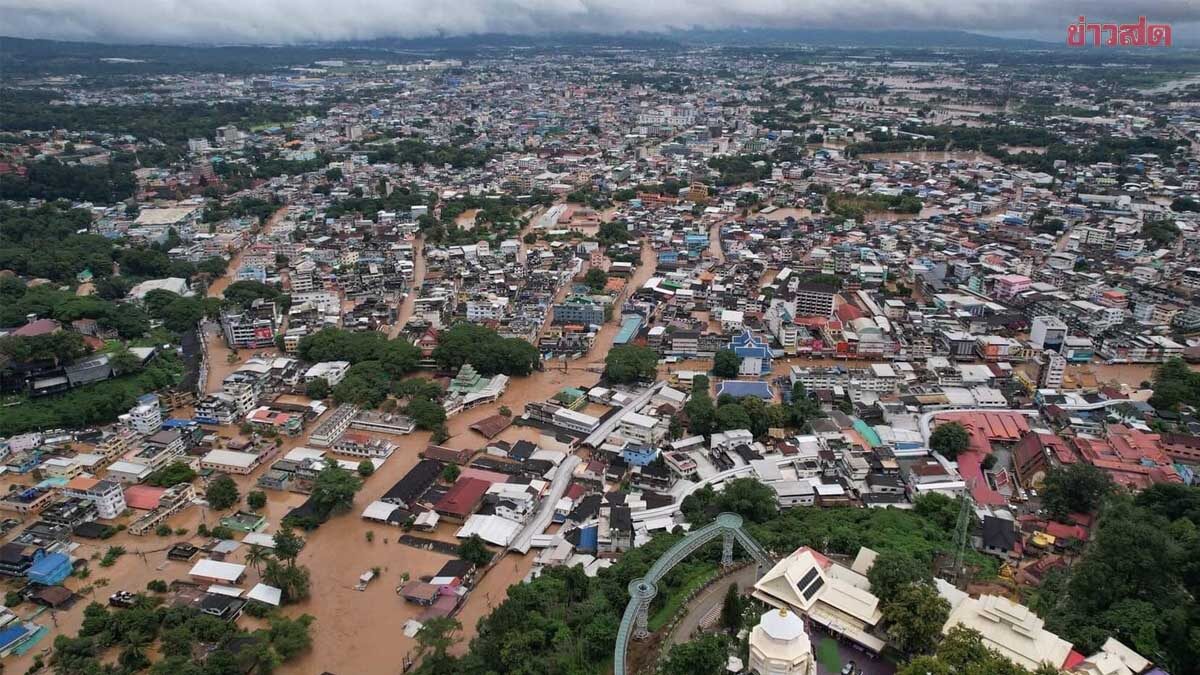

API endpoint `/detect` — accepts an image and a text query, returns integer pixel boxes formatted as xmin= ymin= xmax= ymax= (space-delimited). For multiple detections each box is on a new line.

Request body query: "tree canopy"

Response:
xmin=431 ymin=323 xmax=540 ymax=376
xmin=602 ymin=344 xmax=658 ymax=384
xmin=930 ymin=422 xmax=970 ymax=458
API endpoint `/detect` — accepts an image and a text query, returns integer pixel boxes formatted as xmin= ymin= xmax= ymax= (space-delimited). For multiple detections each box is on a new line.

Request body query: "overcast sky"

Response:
xmin=1 ymin=0 xmax=1195 ymax=45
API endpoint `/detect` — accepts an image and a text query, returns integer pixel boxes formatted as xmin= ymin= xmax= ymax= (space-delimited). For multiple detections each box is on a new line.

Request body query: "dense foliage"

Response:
xmin=602 ymin=344 xmax=659 ymax=384
xmin=1147 ymin=357 xmax=1200 ymax=409
xmin=1036 ymin=485 xmax=1200 ymax=674
xmin=431 ymin=323 xmax=540 ymax=376
xmin=0 ymin=351 xmax=182 ymax=436
xmin=1 ymin=90 xmax=313 ymax=148
xmin=0 ymin=155 xmax=138 ymax=202
xmin=50 ymin=593 xmax=314 ymax=675
xmin=929 ymin=421 xmax=970 ymax=459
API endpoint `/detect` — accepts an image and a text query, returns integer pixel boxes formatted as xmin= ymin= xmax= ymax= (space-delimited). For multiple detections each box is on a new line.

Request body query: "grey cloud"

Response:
xmin=0 ymin=0 xmax=1196 ymax=44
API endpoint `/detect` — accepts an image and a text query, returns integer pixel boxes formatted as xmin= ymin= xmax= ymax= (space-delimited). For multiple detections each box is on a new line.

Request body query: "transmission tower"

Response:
xmin=948 ymin=483 xmax=975 ymax=588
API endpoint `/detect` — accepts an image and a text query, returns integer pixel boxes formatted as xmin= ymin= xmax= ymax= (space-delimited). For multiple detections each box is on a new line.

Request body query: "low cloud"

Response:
xmin=1 ymin=0 xmax=1195 ymax=45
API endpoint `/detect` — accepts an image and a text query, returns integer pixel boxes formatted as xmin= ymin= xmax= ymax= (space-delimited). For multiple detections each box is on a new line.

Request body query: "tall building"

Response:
xmin=1040 ymin=351 xmax=1066 ymax=390
xmin=1030 ymin=316 xmax=1067 ymax=351
xmin=122 ymin=394 xmax=162 ymax=435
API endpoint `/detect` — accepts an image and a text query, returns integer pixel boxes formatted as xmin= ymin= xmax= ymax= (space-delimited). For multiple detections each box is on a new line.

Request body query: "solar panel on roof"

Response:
xmin=795 ymin=567 xmax=820 ymax=592
xmin=802 ymin=576 xmax=825 ymax=600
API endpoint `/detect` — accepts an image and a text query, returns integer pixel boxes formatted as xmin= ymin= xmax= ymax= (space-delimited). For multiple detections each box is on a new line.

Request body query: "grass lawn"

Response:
xmin=816 ymin=637 xmax=842 ymax=673
xmin=648 ymin=564 xmax=718 ymax=631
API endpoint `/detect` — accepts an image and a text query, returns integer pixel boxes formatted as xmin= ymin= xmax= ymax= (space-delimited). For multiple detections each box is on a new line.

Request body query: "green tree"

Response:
xmin=457 ymin=535 xmax=492 ymax=567
xmin=869 ymin=550 xmax=931 ymax=600
xmin=712 ymin=349 xmax=741 ymax=378
xmin=415 ymin=616 xmax=461 ymax=661
xmin=146 ymin=461 xmax=197 ymax=487
xmin=1041 ymin=462 xmax=1113 ymax=518
xmin=720 ymin=583 xmax=741 ymax=634
xmin=930 ymin=422 xmax=970 ymax=459
xmin=883 ymin=582 xmax=951 ymax=656
xmin=263 ymin=559 xmax=311 ymax=604
xmin=268 ymin=614 xmax=315 ymax=660
xmin=310 ymin=463 xmax=362 ymax=518
xmin=684 ymin=375 xmax=717 ymax=435
xmin=357 ymin=460 xmax=375 ymax=478
xmin=660 ymin=633 xmax=727 ymax=675
xmin=442 ymin=464 xmax=461 ymax=483
xmin=602 ymin=344 xmax=659 ymax=384
xmin=305 ymin=377 xmax=330 ymax=400
xmin=205 ymin=474 xmax=239 ymax=510
xmin=714 ymin=402 xmax=752 ymax=432
xmin=583 ymin=267 xmax=609 ymax=292
xmin=272 ymin=526 xmax=304 ymax=567
xmin=246 ymin=490 xmax=267 ymax=510
xmin=244 ymin=544 xmax=273 ymax=575
xmin=405 ymin=395 xmax=447 ymax=431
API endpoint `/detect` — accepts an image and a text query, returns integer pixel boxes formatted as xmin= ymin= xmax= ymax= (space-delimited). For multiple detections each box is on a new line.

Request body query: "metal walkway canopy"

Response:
xmin=612 ymin=512 xmax=773 ymax=675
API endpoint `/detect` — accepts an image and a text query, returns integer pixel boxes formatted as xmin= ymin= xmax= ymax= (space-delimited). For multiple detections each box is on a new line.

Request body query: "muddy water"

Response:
xmin=857 ymin=150 xmax=998 ymax=163
xmin=389 ymin=235 xmax=425 ymax=338
xmin=207 ymin=206 xmax=288 ymax=300
xmin=454 ymin=209 xmax=480 ymax=231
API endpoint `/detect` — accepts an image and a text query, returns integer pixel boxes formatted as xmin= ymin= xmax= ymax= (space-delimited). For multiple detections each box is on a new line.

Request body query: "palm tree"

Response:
xmin=245 ymin=544 xmax=273 ymax=575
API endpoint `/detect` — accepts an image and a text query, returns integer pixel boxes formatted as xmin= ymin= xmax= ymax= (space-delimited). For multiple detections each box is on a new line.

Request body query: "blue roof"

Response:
xmin=716 ymin=381 xmax=773 ymax=400
xmin=614 ymin=316 xmax=642 ymax=345
xmin=579 ymin=525 xmax=598 ymax=551
xmin=0 ymin=624 xmax=28 ymax=650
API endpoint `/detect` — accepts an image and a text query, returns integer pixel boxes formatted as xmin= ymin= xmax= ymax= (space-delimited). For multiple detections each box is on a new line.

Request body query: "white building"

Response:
xmin=62 ymin=477 xmax=127 ymax=519
xmin=122 ymin=395 xmax=162 ymax=435
xmin=749 ymin=608 xmax=817 ymax=675
xmin=304 ymin=361 xmax=350 ymax=387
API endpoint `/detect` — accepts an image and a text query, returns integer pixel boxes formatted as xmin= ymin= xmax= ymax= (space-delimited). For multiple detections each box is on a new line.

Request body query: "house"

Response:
xmin=26 ymin=551 xmax=72 ymax=586
xmin=188 ymin=559 xmax=247 ymax=585
xmin=381 ymin=459 xmax=442 ymax=508
xmin=434 ymin=478 xmax=490 ymax=522
xmin=979 ymin=514 xmax=1018 ymax=558
xmin=752 ymin=546 xmax=886 ymax=653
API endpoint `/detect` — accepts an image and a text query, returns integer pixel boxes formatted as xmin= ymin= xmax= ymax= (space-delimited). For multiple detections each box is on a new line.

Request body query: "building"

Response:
xmin=752 ymin=547 xmax=885 ymax=653
xmin=749 ymin=608 xmax=818 ymax=675
xmin=304 ymin=361 xmax=350 ymax=387
xmin=618 ymin=412 xmax=667 ymax=446
xmin=61 ymin=477 xmax=127 ymax=519
xmin=200 ymin=449 xmax=268 ymax=475
xmin=794 ymin=283 xmax=837 ymax=318
xmin=730 ymin=329 xmax=772 ymax=376
xmin=938 ymin=587 xmax=1074 ymax=671
xmin=220 ymin=299 xmax=280 ymax=349
xmin=552 ymin=297 xmax=605 ymax=326
xmin=122 ymin=394 xmax=163 ymax=435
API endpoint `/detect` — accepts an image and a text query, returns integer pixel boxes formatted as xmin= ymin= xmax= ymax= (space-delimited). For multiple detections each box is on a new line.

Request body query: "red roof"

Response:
xmin=434 ymin=478 xmax=489 ymax=517
xmin=835 ymin=304 xmax=863 ymax=322
xmin=124 ymin=485 xmax=166 ymax=510
xmin=12 ymin=318 xmax=60 ymax=337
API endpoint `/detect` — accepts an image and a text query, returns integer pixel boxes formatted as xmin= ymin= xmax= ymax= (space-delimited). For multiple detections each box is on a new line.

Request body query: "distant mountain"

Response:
xmin=673 ymin=27 xmax=1057 ymax=50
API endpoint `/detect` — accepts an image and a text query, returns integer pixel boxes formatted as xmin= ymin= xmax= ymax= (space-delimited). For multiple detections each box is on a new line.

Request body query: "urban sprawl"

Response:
xmin=0 ymin=39 xmax=1199 ymax=675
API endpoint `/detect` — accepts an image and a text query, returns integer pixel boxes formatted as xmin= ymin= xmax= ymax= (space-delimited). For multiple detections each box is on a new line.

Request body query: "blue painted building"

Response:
xmin=729 ymin=330 xmax=772 ymax=376
xmin=621 ymin=444 xmax=659 ymax=467
xmin=26 ymin=551 xmax=71 ymax=586
xmin=716 ymin=380 xmax=774 ymax=401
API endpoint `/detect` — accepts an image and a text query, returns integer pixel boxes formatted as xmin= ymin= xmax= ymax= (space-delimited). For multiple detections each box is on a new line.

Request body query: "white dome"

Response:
xmin=759 ymin=608 xmax=807 ymax=642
